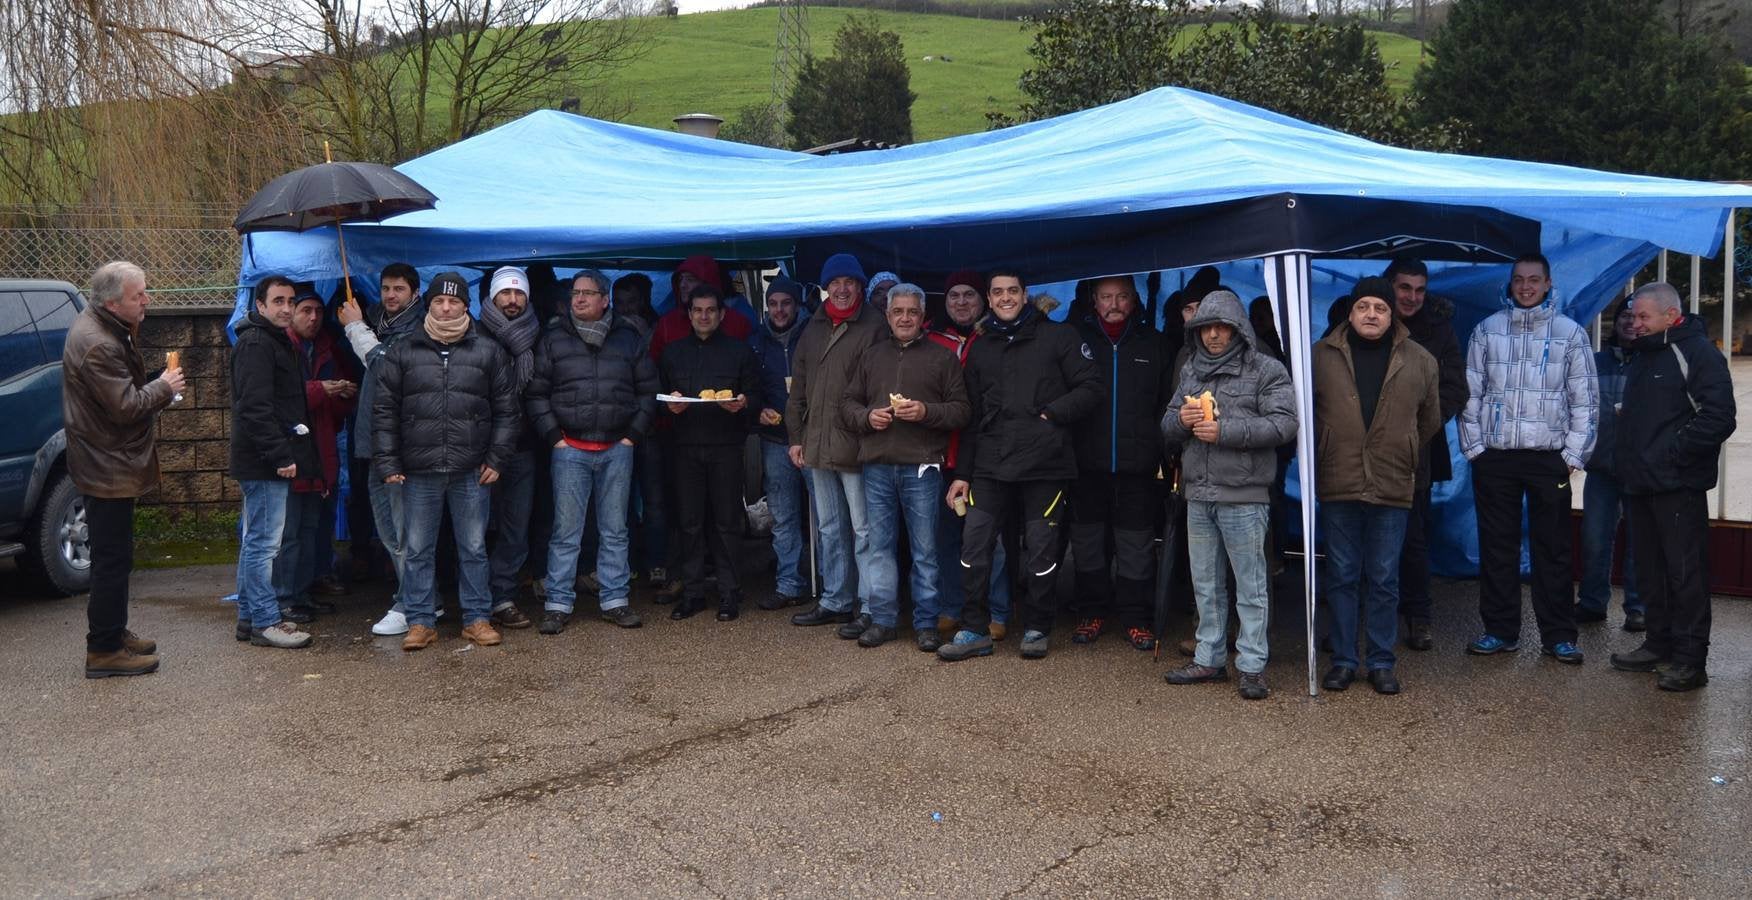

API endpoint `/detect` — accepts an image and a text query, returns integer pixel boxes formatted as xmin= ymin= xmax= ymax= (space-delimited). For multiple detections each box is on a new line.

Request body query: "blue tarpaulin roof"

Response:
xmin=238 ymin=85 xmax=1752 ymax=301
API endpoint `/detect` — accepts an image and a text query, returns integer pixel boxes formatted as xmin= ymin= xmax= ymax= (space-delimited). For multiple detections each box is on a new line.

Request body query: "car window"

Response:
xmin=24 ymin=290 xmax=77 ymax=359
xmin=0 ymin=292 xmax=47 ymax=382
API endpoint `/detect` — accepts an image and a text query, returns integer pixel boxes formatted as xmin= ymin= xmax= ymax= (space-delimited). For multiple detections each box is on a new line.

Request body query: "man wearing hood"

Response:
xmin=1609 ymin=282 xmax=1735 ymax=692
xmin=373 ymin=272 xmax=520 ymax=651
xmin=787 ymin=253 xmax=889 ymax=629
xmin=1160 ymin=290 xmax=1297 ymax=700
xmin=751 ymin=276 xmax=813 ymax=610
xmin=527 ymin=270 xmax=660 ymax=634
xmin=937 ymin=269 xmax=1103 ymax=663
xmin=1069 ymin=275 xmax=1173 ymax=652
xmin=1312 ymin=278 xmax=1441 ymax=695
xmin=927 ymin=269 xmax=1013 ymax=639
xmin=231 ymin=275 xmax=322 ymax=650
xmin=647 ymin=255 xmax=755 ymax=363
xmin=477 ymin=266 xmax=542 ymax=630
xmin=1458 ymin=253 xmax=1597 ymax=664
xmin=337 ymin=263 xmax=428 ymax=637
xmin=1383 ymin=256 xmax=1468 ymax=651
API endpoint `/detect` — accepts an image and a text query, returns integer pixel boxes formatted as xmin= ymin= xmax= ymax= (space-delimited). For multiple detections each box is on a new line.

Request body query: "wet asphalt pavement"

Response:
xmin=1 ymin=564 xmax=1748 ymax=898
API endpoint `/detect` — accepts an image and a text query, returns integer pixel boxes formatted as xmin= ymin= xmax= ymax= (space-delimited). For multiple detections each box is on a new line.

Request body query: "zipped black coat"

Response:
xmin=1616 ymin=315 xmax=1736 ymax=495
xmin=372 ymin=321 xmax=519 ymax=477
xmin=525 ymin=314 xmax=659 ymax=447
xmin=958 ymin=309 xmax=1103 ymax=483
xmin=230 ymin=311 xmax=319 ymax=482
xmin=1400 ymin=294 xmax=1468 ymax=482
xmin=1073 ymin=314 xmax=1173 ymax=476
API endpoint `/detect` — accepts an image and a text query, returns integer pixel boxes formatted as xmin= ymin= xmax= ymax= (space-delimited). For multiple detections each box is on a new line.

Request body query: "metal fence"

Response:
xmin=0 ymin=227 xmax=240 ymax=311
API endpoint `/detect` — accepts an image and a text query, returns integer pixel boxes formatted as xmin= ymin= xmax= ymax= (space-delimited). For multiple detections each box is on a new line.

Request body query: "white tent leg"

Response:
xmin=1264 ymin=252 xmax=1319 ymax=697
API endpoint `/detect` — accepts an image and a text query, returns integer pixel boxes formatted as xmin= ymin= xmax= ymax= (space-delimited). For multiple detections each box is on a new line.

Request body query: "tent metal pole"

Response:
xmin=1658 ymin=250 xmax=1668 ymax=283
xmin=1721 ymin=211 xmax=1736 ymax=520
xmin=1691 ymin=255 xmax=1702 ymax=315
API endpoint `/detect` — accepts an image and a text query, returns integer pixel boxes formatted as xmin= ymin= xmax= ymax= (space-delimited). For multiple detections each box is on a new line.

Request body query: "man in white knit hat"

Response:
xmin=477 ymin=265 xmax=542 ymax=629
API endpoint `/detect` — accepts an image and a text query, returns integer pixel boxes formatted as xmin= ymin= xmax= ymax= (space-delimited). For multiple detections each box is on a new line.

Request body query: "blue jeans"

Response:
xmin=762 ymin=441 xmax=810 ymax=597
xmin=543 ymin=443 xmax=635 ymax=614
xmin=273 ymin=490 xmax=323 ymax=608
xmin=810 ymin=468 xmax=869 ymax=614
xmin=1320 ymin=500 xmax=1408 ymax=671
xmin=400 ymin=472 xmax=492 ymax=628
xmin=934 ymin=503 xmax=1010 ymax=624
xmin=1187 ymin=500 xmax=1270 ymax=674
xmin=236 ymin=479 xmax=290 ymax=630
xmin=861 ymin=463 xmax=943 ymax=629
xmin=489 ymin=449 xmax=537 ymax=610
xmin=368 ymin=474 xmax=409 ymax=613
xmin=1579 ymin=471 xmax=1641 ymax=615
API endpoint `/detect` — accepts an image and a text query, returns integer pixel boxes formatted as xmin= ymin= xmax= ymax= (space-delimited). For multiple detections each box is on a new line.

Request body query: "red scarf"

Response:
xmin=823 ymin=296 xmax=862 ymax=327
xmin=1100 ymin=317 xmax=1127 ymax=341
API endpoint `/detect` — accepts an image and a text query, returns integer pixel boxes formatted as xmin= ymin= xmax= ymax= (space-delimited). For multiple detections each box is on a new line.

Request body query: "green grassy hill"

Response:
xmin=598 ymin=9 xmax=1425 ymax=142
xmin=600 ymin=8 xmax=1034 ymax=141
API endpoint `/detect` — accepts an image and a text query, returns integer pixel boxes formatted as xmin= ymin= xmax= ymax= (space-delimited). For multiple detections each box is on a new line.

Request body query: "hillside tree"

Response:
xmin=993 ymin=1 xmax=1467 ymax=150
xmin=786 ymin=14 xmax=917 ymax=149
xmin=1414 ymin=0 xmax=1752 ymax=179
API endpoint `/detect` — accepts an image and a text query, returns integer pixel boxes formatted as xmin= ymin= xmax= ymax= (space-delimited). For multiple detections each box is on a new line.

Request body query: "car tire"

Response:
xmin=19 ymin=470 xmax=92 ymax=597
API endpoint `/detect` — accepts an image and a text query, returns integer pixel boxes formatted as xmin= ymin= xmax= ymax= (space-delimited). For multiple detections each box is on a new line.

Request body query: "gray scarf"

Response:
xmin=1191 ymin=337 xmax=1245 ymax=377
xmin=573 ymin=309 xmax=613 ymax=349
xmin=479 ymin=300 xmax=539 ymax=392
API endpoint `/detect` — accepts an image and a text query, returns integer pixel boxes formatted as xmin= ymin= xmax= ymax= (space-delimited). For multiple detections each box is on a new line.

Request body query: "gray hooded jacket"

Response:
xmin=1161 ymin=291 xmax=1298 ymax=504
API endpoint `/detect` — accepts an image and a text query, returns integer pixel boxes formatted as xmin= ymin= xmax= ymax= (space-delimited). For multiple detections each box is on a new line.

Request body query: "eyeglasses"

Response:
xmin=689 ymin=307 xmax=722 ymax=316
xmin=571 ymin=289 xmax=605 ymax=298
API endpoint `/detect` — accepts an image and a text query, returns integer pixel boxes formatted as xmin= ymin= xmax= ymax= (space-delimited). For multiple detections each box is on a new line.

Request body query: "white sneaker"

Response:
xmin=251 ymin=622 xmax=313 ymax=649
xmin=371 ymin=609 xmax=409 ymax=636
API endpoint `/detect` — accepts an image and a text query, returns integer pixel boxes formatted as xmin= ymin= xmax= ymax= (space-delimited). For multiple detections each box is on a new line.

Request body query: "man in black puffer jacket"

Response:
xmin=525 ymin=269 xmax=660 ymax=635
xmin=939 ymin=269 xmax=1102 ymax=663
xmin=373 ymin=272 xmax=519 ymax=652
xmin=231 ymin=275 xmax=321 ymax=650
xmin=1609 ymin=282 xmax=1736 ymax=692
xmin=1069 ymin=275 xmax=1173 ymax=652
xmin=1384 ymin=256 xmax=1468 ymax=651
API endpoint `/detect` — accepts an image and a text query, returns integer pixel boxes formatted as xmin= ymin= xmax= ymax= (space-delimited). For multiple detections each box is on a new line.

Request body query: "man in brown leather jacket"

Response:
xmin=62 ymin=261 xmax=183 ymax=678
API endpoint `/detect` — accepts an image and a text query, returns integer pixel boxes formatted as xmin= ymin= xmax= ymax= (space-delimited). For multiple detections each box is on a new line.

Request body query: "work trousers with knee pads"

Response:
xmin=958 ymin=477 xmax=1068 ymax=636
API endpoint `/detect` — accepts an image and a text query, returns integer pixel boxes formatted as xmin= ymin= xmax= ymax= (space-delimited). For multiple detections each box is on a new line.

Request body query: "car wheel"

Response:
xmin=20 ymin=470 xmax=92 ymax=596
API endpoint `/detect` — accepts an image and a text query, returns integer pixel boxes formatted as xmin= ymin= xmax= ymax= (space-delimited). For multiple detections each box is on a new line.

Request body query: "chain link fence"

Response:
xmin=0 ymin=227 xmax=241 ymax=311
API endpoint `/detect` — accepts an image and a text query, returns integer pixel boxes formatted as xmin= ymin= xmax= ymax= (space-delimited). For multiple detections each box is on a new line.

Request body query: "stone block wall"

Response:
xmin=135 ymin=312 xmax=237 ymax=517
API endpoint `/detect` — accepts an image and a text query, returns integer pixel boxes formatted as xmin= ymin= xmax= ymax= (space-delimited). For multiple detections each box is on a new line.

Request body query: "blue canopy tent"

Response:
xmin=237 ymin=86 xmax=1752 ymax=694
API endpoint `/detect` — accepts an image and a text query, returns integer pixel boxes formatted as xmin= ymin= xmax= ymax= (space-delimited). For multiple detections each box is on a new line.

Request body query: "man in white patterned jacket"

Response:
xmin=1458 ymin=252 xmax=1598 ymax=665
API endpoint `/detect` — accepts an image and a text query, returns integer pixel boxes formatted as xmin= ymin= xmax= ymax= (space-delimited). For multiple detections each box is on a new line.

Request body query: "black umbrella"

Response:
xmin=233 ymin=145 xmax=437 ymax=308
xmin=1152 ymin=467 xmax=1185 ymax=661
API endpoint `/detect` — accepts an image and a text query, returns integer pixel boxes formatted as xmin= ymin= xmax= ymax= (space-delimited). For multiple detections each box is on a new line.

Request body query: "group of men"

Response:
xmin=65 ymin=251 xmax=1734 ymax=696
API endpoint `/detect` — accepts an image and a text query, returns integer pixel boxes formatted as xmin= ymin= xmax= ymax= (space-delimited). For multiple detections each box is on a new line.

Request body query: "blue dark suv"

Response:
xmin=0 ymin=280 xmax=90 ymax=595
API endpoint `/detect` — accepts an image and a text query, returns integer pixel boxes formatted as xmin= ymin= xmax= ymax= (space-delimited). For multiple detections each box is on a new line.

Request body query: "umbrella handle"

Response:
xmin=334 ymin=216 xmax=359 ymax=313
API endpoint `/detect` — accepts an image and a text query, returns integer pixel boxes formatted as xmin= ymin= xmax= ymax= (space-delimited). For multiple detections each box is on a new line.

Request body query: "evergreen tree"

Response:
xmin=786 ymin=14 xmax=918 ymax=149
xmin=1414 ymin=0 xmax=1752 ymax=178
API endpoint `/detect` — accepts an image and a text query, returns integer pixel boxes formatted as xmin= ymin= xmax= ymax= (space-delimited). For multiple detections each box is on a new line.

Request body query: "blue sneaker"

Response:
xmin=1543 ymin=641 xmax=1584 ymax=665
xmin=1466 ymin=634 xmax=1520 ymax=655
xmin=936 ymin=629 xmax=994 ymax=662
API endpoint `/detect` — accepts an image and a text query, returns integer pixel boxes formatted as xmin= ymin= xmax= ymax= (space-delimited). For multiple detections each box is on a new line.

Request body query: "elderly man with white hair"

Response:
xmin=1608 ymin=281 xmax=1736 ymax=692
xmin=62 ymin=261 xmax=184 ymax=677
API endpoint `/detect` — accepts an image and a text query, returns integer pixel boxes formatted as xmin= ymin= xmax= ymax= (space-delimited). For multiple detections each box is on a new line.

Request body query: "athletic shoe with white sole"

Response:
xmin=371 ymin=609 xmax=409 ymax=636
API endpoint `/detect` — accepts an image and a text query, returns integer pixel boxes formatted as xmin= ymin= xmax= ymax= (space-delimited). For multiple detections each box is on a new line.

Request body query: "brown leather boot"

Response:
xmin=402 ymin=624 xmax=438 ymax=652
xmin=989 ymin=622 xmax=1007 ymax=641
xmin=121 ymin=630 xmax=157 ymax=655
xmin=461 ymin=621 xmax=502 ymax=646
xmin=86 ymin=648 xmax=160 ymax=678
